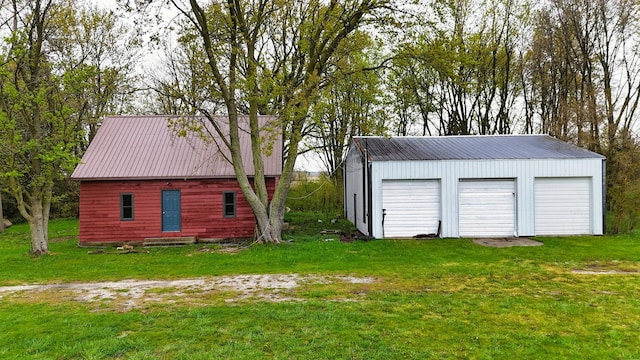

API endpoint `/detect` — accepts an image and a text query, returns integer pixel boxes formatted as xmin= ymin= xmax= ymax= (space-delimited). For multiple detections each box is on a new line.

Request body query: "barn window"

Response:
xmin=120 ymin=193 xmax=134 ymax=220
xmin=223 ymin=191 xmax=236 ymax=218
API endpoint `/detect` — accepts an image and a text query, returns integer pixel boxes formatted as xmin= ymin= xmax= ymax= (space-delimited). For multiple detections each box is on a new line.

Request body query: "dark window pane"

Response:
xmin=121 ymin=194 xmax=134 ymax=220
xmin=223 ymin=192 xmax=236 ymax=217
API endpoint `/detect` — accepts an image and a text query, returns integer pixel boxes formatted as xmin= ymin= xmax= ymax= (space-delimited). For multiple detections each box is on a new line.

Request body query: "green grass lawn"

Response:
xmin=1 ymin=215 xmax=640 ymax=359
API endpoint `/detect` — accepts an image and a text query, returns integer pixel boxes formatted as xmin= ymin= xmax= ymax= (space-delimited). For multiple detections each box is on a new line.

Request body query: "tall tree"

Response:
xmin=525 ymin=0 xmax=640 ymax=148
xmin=306 ymin=32 xmax=386 ymax=181
xmin=0 ymin=1 xmax=139 ymax=254
xmin=68 ymin=5 xmax=141 ymax=147
xmin=390 ymin=36 xmax=453 ymax=136
xmin=0 ymin=0 xmax=76 ymax=255
xmin=155 ymin=0 xmax=395 ymax=243
xmin=149 ymin=29 xmax=224 ymax=115
xmin=390 ymin=0 xmax=529 ymax=136
xmin=525 ymin=0 xmax=640 ymax=232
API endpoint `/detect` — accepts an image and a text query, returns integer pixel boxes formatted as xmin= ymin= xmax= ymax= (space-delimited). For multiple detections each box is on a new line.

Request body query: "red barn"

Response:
xmin=71 ymin=115 xmax=282 ymax=245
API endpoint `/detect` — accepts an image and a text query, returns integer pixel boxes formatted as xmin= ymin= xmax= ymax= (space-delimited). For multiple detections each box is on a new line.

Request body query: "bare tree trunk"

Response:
xmin=9 ymin=175 xmax=53 ymax=255
xmin=29 ymin=204 xmax=49 ymax=256
xmin=0 ymin=191 xmax=4 ymax=233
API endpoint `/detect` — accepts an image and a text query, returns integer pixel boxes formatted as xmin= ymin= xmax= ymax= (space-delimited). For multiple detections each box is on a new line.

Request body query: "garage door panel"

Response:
xmin=382 ymin=180 xmax=440 ymax=238
xmin=535 ymin=178 xmax=591 ymax=235
xmin=459 ymin=180 xmax=515 ymax=237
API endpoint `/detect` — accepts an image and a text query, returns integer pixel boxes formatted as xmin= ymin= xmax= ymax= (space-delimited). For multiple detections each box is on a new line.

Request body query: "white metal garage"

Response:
xmin=382 ymin=180 xmax=440 ymax=237
xmin=344 ymin=135 xmax=605 ymax=238
xmin=535 ymin=177 xmax=592 ymax=235
xmin=459 ymin=180 xmax=516 ymax=237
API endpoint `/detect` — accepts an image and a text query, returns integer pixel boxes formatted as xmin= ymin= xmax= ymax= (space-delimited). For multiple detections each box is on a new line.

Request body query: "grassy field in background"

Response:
xmin=1 ymin=214 xmax=640 ymax=359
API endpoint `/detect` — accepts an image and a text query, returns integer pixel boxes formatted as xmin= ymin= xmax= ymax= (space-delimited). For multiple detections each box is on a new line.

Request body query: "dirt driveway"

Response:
xmin=0 ymin=274 xmax=375 ymax=311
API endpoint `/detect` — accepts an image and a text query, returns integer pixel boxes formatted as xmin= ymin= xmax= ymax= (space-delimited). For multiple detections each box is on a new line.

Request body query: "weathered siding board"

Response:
xmin=78 ymin=178 xmax=276 ymax=243
xmin=366 ymin=158 xmax=603 ymax=238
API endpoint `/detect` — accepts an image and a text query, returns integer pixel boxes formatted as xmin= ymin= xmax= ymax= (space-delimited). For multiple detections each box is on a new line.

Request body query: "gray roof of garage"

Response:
xmin=352 ymin=135 xmax=605 ymax=161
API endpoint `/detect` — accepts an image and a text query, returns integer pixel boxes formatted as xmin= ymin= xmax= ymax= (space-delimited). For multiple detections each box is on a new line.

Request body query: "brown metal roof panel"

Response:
xmin=72 ymin=115 xmax=282 ymax=180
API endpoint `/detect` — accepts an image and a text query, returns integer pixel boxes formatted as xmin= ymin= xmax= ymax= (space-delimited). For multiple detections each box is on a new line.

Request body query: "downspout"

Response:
xmin=513 ymin=184 xmax=518 ymax=238
xmin=366 ymin=145 xmax=373 ymax=237
xmin=361 ymin=144 xmax=366 ymax=230
xmin=344 ymin=147 xmax=348 ymax=220
xmin=353 ymin=193 xmax=357 ymax=229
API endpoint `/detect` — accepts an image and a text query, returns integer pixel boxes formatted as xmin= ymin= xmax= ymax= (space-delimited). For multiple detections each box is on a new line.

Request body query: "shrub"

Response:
xmin=286 ymin=172 xmax=343 ymax=213
xmin=606 ymin=136 xmax=640 ymax=233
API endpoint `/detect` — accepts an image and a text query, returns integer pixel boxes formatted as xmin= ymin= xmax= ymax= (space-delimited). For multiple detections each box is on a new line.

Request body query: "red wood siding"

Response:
xmin=78 ymin=178 xmax=277 ymax=244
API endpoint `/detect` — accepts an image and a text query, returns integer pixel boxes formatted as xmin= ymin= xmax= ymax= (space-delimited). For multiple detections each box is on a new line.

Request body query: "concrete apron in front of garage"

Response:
xmin=472 ymin=238 xmax=543 ymax=248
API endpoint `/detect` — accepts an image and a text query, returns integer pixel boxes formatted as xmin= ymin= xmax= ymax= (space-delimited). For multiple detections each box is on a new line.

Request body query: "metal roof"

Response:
xmin=72 ymin=115 xmax=282 ymax=180
xmin=352 ymin=135 xmax=605 ymax=161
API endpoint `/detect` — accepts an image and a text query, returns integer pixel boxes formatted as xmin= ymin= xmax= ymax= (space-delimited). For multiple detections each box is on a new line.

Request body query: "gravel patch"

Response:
xmin=0 ymin=274 xmax=375 ymax=310
xmin=472 ymin=237 xmax=543 ymax=247
xmin=571 ymin=270 xmax=640 ymax=275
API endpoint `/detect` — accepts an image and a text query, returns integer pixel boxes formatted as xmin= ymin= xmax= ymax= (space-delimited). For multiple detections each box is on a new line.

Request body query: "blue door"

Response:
xmin=162 ymin=190 xmax=181 ymax=232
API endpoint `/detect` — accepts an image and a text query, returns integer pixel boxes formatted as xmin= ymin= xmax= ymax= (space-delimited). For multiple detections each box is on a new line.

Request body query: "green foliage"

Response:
xmin=389 ymin=0 xmax=527 ymax=136
xmin=307 ymin=31 xmax=387 ymax=177
xmin=0 ymin=1 xmax=139 ymax=253
xmin=0 ymin=1 xmax=85 ymax=254
xmin=606 ymin=137 xmax=640 ymax=233
xmin=0 ymin=192 xmax=22 ymax=223
xmin=283 ymin=211 xmax=355 ymax=237
xmin=286 ymin=173 xmax=343 ymax=214
xmin=50 ymin=177 xmax=79 ymax=219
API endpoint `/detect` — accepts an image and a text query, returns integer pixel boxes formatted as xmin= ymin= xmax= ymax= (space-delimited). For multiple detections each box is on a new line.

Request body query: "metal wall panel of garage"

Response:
xmin=344 ymin=146 xmax=368 ymax=235
xmin=367 ymin=158 xmax=604 ymax=238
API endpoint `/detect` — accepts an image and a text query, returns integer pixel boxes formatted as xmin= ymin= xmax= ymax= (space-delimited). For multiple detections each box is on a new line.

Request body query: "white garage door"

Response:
xmin=459 ymin=179 xmax=515 ymax=237
xmin=535 ymin=177 xmax=591 ymax=235
xmin=382 ymin=180 xmax=440 ymax=238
